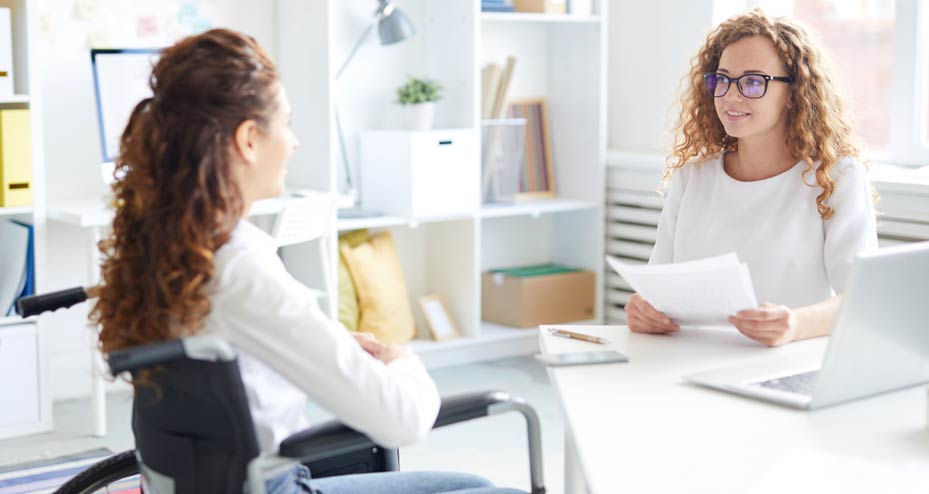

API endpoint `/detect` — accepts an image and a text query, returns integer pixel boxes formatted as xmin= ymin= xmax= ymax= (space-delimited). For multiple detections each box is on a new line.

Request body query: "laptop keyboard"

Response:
xmin=754 ymin=370 xmax=819 ymax=396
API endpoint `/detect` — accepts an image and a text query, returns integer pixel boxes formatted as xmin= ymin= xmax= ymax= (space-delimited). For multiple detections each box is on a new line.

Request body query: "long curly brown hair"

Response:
xmin=92 ymin=29 xmax=278 ymax=353
xmin=668 ymin=8 xmax=865 ymax=219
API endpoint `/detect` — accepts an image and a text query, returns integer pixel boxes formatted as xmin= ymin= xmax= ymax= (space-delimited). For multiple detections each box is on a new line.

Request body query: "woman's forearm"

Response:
xmin=794 ymin=295 xmax=843 ymax=341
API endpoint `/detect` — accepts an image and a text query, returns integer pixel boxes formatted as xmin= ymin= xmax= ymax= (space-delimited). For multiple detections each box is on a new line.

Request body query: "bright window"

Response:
xmin=793 ymin=0 xmax=895 ymax=152
xmin=749 ymin=0 xmax=929 ymax=167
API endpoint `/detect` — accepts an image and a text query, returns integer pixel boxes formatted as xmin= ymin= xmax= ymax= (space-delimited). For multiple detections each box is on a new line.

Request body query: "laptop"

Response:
xmin=685 ymin=240 xmax=929 ymax=410
xmin=90 ymin=48 xmax=161 ymax=184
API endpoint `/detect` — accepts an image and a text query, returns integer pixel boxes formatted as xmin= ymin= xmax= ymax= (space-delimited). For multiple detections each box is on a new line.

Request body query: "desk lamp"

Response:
xmin=336 ymin=0 xmax=415 ymax=218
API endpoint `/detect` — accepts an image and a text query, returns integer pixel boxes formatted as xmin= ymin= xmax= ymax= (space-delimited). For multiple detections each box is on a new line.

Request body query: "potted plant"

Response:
xmin=396 ymin=76 xmax=442 ymax=130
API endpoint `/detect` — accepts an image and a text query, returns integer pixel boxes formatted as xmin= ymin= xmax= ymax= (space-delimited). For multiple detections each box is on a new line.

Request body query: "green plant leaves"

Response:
xmin=396 ymin=76 xmax=442 ymax=105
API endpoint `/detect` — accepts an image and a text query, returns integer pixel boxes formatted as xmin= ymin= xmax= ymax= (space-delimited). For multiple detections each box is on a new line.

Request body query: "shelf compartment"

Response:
xmin=480 ymin=199 xmax=598 ymax=219
xmin=0 ymin=206 xmax=33 ymax=217
xmin=336 ymin=212 xmax=475 ymax=232
xmin=0 ymin=94 xmax=29 ymax=105
xmin=410 ymin=322 xmax=540 ymax=369
xmin=481 ymin=12 xmax=602 ymax=24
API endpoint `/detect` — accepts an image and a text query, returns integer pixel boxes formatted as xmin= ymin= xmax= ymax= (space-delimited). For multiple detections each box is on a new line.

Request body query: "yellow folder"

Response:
xmin=0 ymin=109 xmax=32 ymax=207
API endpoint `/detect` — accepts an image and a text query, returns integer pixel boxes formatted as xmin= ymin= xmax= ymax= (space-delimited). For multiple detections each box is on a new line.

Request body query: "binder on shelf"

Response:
xmin=0 ymin=219 xmax=33 ymax=316
xmin=0 ymin=8 xmax=13 ymax=97
xmin=0 ymin=109 xmax=32 ymax=207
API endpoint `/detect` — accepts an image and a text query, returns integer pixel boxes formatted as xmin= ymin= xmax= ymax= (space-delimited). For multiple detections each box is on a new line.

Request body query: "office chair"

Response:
xmin=18 ymin=288 xmax=546 ymax=494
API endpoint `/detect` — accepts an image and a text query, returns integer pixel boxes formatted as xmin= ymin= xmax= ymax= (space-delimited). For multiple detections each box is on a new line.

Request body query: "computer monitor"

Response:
xmin=90 ymin=48 xmax=161 ymax=183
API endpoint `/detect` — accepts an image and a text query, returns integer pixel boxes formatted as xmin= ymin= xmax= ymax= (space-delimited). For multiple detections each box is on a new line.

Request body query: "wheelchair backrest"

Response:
xmin=111 ymin=336 xmax=260 ymax=493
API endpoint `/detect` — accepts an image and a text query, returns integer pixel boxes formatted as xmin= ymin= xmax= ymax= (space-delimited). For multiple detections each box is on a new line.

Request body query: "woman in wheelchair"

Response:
xmin=88 ymin=28 xmax=526 ymax=494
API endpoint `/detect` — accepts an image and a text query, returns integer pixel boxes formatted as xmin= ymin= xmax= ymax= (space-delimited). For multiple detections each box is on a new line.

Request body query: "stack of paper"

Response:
xmin=606 ymin=253 xmax=757 ymax=330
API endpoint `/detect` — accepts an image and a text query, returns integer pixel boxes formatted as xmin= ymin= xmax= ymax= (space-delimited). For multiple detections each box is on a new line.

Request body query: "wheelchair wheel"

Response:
xmin=53 ymin=450 xmax=139 ymax=494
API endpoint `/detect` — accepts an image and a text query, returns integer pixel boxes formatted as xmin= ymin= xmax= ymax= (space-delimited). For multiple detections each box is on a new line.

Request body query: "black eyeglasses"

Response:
xmin=703 ymin=72 xmax=793 ymax=99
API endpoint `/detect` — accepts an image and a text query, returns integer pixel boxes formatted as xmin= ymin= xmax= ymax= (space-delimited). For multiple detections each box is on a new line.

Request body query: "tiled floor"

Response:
xmin=0 ymin=356 xmax=566 ymax=493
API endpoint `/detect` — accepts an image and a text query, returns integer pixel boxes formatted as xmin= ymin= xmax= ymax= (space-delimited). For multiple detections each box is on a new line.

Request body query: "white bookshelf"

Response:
xmin=0 ymin=93 xmax=27 ymax=104
xmin=0 ymin=0 xmax=49 ymax=439
xmin=480 ymin=12 xmax=603 ymax=24
xmin=276 ymin=0 xmax=607 ymax=367
xmin=0 ymin=205 xmax=32 ymax=216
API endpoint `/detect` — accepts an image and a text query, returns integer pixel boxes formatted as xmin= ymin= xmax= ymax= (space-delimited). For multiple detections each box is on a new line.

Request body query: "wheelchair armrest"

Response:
xmin=279 ymin=390 xmax=514 ymax=459
xmin=277 ymin=390 xmax=512 ymax=461
xmin=279 ymin=390 xmax=545 ymax=493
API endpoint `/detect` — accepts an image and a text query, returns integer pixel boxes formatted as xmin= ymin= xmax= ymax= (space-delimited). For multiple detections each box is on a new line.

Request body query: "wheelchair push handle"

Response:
xmin=16 ymin=285 xmax=102 ymax=317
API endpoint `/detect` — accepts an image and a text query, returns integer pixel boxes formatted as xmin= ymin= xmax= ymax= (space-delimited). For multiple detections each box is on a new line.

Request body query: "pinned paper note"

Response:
xmin=75 ymin=0 xmax=98 ymax=20
xmin=607 ymin=253 xmax=758 ymax=330
xmin=86 ymin=29 xmax=109 ymax=48
xmin=137 ymin=16 xmax=159 ymax=37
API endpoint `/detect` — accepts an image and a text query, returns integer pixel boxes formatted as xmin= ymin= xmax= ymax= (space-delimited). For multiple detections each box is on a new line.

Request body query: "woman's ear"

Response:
xmin=233 ymin=119 xmax=259 ymax=164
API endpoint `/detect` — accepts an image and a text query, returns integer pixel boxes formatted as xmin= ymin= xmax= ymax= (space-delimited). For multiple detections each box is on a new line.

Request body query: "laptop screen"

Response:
xmin=90 ymin=48 xmax=161 ymax=163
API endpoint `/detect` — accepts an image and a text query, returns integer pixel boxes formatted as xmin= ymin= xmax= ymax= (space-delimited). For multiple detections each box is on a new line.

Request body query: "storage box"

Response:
xmin=0 ymin=109 xmax=32 ymax=207
xmin=0 ymin=323 xmax=40 ymax=432
xmin=359 ymin=129 xmax=478 ymax=218
xmin=482 ymin=265 xmax=595 ymax=328
xmin=0 ymin=8 xmax=13 ymax=97
xmin=514 ymin=0 xmax=567 ymax=14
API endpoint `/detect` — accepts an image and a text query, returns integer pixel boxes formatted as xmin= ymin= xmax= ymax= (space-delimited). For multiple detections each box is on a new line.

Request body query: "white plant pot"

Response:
xmin=406 ymin=102 xmax=436 ymax=130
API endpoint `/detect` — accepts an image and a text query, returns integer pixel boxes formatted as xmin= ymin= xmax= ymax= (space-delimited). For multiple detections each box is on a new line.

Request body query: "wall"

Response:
xmin=37 ymin=0 xmax=276 ymax=400
xmin=606 ymin=0 xmax=716 ymax=154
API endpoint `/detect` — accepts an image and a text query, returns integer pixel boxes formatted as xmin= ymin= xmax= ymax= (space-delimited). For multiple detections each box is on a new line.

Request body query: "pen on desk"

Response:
xmin=547 ymin=328 xmax=610 ymax=345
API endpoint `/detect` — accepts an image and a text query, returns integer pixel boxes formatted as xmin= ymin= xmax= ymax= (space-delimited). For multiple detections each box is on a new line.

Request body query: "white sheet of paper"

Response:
xmin=606 ymin=254 xmax=758 ymax=330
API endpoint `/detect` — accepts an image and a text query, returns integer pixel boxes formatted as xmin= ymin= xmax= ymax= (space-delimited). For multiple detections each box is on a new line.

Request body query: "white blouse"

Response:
xmin=202 ymin=220 xmax=440 ymax=453
xmin=650 ymin=153 xmax=878 ymax=309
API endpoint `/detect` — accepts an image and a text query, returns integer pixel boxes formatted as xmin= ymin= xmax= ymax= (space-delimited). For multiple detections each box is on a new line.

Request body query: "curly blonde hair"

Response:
xmin=668 ymin=8 xmax=865 ymax=219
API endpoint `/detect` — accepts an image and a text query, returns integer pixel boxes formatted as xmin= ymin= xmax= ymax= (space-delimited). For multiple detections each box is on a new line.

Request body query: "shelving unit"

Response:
xmin=0 ymin=94 xmax=28 ymax=104
xmin=0 ymin=0 xmax=48 ymax=439
xmin=480 ymin=12 xmax=602 ymax=24
xmin=0 ymin=205 xmax=32 ymax=216
xmin=277 ymin=0 xmax=607 ymax=368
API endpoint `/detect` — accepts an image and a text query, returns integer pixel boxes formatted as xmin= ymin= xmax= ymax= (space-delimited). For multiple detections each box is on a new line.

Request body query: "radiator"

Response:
xmin=604 ymin=154 xmax=929 ymax=325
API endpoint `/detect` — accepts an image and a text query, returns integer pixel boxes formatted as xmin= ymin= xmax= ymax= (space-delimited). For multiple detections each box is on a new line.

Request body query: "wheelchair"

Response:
xmin=18 ymin=287 xmax=546 ymax=494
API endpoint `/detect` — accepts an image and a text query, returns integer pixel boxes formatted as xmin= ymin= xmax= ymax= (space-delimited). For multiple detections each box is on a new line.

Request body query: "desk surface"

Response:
xmin=541 ymin=325 xmax=929 ymax=494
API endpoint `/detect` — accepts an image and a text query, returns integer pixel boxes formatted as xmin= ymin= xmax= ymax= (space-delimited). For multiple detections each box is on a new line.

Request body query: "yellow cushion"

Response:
xmin=337 ymin=229 xmax=370 ymax=331
xmin=340 ymin=231 xmax=415 ymax=343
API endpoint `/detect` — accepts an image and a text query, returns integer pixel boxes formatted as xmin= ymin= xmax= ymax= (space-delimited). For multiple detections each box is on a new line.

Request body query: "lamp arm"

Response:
xmin=335 ymin=21 xmax=377 ymax=81
xmin=335 ymin=104 xmax=354 ymax=192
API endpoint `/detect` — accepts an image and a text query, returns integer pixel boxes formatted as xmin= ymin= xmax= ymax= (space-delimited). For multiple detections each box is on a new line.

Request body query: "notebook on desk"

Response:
xmin=685 ymin=241 xmax=929 ymax=410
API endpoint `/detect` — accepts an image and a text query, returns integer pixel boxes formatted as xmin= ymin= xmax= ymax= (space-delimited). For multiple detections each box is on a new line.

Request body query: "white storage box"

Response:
xmin=0 ymin=323 xmax=40 ymax=434
xmin=359 ymin=129 xmax=478 ymax=218
xmin=0 ymin=8 xmax=13 ymax=96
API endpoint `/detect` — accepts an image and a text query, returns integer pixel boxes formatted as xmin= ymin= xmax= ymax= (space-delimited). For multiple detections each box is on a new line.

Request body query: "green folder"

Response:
xmin=489 ymin=263 xmax=582 ymax=278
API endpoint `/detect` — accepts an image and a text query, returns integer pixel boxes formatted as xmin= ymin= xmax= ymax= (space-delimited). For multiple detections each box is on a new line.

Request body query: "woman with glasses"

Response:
xmin=625 ymin=9 xmax=877 ymax=346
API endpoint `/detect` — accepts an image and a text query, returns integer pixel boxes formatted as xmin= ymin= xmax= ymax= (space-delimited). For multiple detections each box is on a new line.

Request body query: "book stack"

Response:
xmin=506 ymin=101 xmax=552 ymax=195
xmin=481 ymin=0 xmax=514 ymax=13
xmin=481 ymin=57 xmax=516 ymax=120
xmin=0 ymin=219 xmax=34 ymax=316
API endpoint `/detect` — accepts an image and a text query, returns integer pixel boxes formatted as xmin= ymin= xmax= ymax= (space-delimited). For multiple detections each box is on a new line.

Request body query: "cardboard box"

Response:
xmin=482 ymin=268 xmax=595 ymax=328
xmin=513 ymin=0 xmax=567 ymax=14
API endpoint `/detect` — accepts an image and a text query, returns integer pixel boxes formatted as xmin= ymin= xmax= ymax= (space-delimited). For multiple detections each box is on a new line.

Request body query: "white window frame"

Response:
xmin=731 ymin=0 xmax=929 ymax=167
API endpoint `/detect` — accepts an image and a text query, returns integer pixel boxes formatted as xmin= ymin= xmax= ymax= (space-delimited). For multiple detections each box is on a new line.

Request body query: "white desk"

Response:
xmin=541 ymin=325 xmax=929 ymax=494
xmin=47 ymin=192 xmax=337 ymax=437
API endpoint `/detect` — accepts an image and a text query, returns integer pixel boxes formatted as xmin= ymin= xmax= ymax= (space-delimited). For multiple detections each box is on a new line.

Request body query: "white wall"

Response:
xmin=37 ymin=0 xmax=276 ymax=400
xmin=607 ymin=0 xmax=716 ymax=154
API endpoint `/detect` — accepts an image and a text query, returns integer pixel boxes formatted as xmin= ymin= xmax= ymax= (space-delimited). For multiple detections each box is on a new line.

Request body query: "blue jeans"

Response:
xmin=265 ymin=464 xmax=526 ymax=494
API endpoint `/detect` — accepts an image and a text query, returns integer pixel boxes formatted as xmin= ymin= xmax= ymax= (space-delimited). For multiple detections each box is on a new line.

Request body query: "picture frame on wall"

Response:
xmin=419 ymin=295 xmax=460 ymax=341
xmin=506 ymin=98 xmax=556 ymax=200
